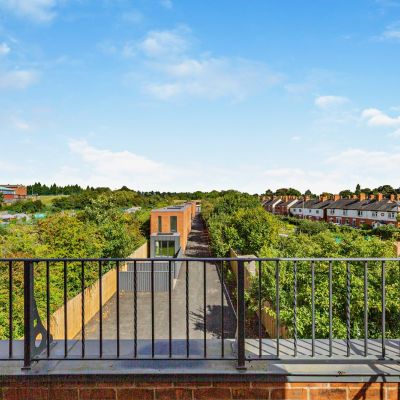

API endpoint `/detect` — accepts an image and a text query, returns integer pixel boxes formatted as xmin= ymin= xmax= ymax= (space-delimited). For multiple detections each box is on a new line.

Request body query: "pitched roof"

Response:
xmin=327 ymin=199 xmax=359 ymax=209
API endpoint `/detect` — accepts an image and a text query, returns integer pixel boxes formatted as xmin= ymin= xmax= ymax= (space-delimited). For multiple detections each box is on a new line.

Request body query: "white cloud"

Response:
xmin=380 ymin=21 xmax=400 ymax=41
xmin=0 ymin=42 xmax=10 ymax=55
xmin=389 ymin=129 xmax=400 ymax=138
xmin=13 ymin=119 xmax=30 ymax=130
xmin=261 ymin=148 xmax=400 ymax=194
xmin=361 ymin=108 xmax=400 ymax=127
xmin=315 ymin=95 xmax=349 ymax=109
xmin=0 ymin=0 xmax=58 ymax=22
xmin=0 ymin=70 xmax=39 ymax=89
xmin=160 ymin=0 xmax=173 ymax=9
xmin=139 ymin=28 xmax=189 ymax=57
xmin=291 ymin=136 xmax=301 ymax=141
xmin=67 ymin=139 xmax=192 ymax=190
xmin=132 ymin=28 xmax=282 ymax=101
xmin=121 ymin=10 xmax=143 ymax=24
xmin=144 ymin=57 xmax=282 ymax=101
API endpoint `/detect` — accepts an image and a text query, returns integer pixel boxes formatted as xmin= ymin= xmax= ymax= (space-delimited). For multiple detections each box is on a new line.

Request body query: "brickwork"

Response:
xmin=0 ymin=379 xmax=399 ymax=400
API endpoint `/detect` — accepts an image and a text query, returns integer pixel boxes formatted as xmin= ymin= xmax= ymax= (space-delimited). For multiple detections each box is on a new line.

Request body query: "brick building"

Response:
xmin=0 ymin=184 xmax=27 ymax=202
xmin=150 ymin=202 xmax=196 ymax=257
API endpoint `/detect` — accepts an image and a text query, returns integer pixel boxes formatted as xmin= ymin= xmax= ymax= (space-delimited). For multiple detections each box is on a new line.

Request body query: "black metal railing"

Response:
xmin=0 ymin=257 xmax=400 ymax=370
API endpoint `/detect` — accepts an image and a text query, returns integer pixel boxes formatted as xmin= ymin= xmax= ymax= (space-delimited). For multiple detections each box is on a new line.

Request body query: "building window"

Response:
xmin=309 ymin=209 xmax=312 ymax=213
xmin=292 ymin=209 xmax=296 ymax=212
xmin=155 ymin=240 xmax=176 ymax=257
xmin=343 ymin=210 xmax=348 ymax=216
xmin=329 ymin=209 xmax=334 ymax=215
xmin=316 ymin=210 xmax=319 ymax=214
xmin=389 ymin=212 xmax=396 ymax=219
xmin=158 ymin=216 xmax=162 ymax=233
xmin=358 ymin=211 xmax=363 ymax=216
xmin=372 ymin=211 xmax=378 ymax=217
xmin=170 ymin=216 xmax=177 ymax=232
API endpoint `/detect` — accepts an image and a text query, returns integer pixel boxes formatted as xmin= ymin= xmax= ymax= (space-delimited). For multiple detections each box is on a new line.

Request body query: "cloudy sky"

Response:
xmin=0 ymin=0 xmax=400 ymax=193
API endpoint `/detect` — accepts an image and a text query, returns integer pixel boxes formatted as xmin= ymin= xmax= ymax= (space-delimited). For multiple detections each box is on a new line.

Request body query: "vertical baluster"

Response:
xmin=293 ymin=261 xmax=297 ymax=358
xmin=99 ymin=260 xmax=103 ymax=358
xmin=134 ymin=260 xmax=137 ymax=358
xmin=203 ymin=261 xmax=207 ymax=358
xmin=311 ymin=261 xmax=315 ymax=358
xmin=23 ymin=261 xmax=33 ymax=370
xmin=346 ymin=261 xmax=351 ymax=358
xmin=258 ymin=260 xmax=262 ymax=358
xmin=276 ymin=261 xmax=280 ymax=357
xmin=116 ymin=261 xmax=120 ymax=358
xmin=64 ymin=261 xmax=68 ymax=358
xmin=9 ymin=261 xmax=13 ymax=359
xmin=168 ymin=260 xmax=172 ymax=358
xmin=221 ymin=260 xmax=225 ymax=358
xmin=236 ymin=260 xmax=246 ymax=369
xmin=46 ymin=261 xmax=50 ymax=358
xmin=329 ymin=261 xmax=333 ymax=358
xmin=381 ymin=261 xmax=386 ymax=359
xmin=364 ymin=261 xmax=368 ymax=358
xmin=186 ymin=260 xmax=189 ymax=358
xmin=151 ymin=259 xmax=155 ymax=358
xmin=81 ymin=261 xmax=85 ymax=359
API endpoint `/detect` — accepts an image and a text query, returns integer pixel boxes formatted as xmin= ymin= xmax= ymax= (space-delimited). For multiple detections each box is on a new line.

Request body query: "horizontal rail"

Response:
xmin=1 ymin=257 xmax=400 ymax=371
xmin=1 ymin=257 xmax=400 ymax=262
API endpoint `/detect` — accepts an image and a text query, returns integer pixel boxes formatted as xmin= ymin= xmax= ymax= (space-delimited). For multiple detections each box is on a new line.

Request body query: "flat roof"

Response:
xmin=152 ymin=203 xmax=192 ymax=213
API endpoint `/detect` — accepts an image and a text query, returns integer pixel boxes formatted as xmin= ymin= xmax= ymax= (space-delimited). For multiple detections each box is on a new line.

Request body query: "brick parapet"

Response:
xmin=0 ymin=379 xmax=398 ymax=399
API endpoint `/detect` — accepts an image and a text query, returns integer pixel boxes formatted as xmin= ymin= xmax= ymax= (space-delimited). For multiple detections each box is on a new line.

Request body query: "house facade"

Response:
xmin=265 ymin=193 xmax=400 ymax=228
xmin=149 ymin=202 xmax=196 ymax=257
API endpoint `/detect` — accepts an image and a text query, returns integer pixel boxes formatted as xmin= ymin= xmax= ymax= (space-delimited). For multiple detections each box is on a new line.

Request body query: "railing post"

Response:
xmin=23 ymin=261 xmax=33 ymax=370
xmin=236 ymin=260 xmax=246 ymax=370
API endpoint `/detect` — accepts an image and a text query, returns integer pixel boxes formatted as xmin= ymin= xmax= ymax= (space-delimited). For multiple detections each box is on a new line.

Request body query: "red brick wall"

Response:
xmin=1 ymin=379 xmax=399 ymax=400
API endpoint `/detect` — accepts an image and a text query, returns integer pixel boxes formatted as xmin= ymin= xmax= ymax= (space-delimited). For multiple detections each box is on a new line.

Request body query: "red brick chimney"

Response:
xmin=333 ymin=194 xmax=340 ymax=201
xmin=359 ymin=193 xmax=366 ymax=201
xmin=390 ymin=194 xmax=395 ymax=201
xmin=320 ymin=195 xmax=328 ymax=202
xmin=369 ymin=194 xmax=375 ymax=200
xmin=377 ymin=193 xmax=383 ymax=201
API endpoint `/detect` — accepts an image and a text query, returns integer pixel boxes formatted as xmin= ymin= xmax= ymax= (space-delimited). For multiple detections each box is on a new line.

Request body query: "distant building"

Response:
xmin=0 ymin=184 xmax=27 ymax=203
xmin=150 ymin=202 xmax=196 ymax=258
xmin=125 ymin=206 xmax=142 ymax=214
xmin=263 ymin=192 xmax=400 ymax=229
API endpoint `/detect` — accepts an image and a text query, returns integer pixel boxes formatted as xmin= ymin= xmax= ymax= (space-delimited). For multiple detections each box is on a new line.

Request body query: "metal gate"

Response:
xmin=119 ymin=260 xmax=182 ymax=292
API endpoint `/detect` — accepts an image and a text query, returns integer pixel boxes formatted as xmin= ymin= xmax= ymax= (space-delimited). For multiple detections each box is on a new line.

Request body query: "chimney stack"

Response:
xmin=359 ymin=193 xmax=366 ymax=201
xmin=377 ymin=193 xmax=383 ymax=201
xmin=333 ymin=194 xmax=340 ymax=201
xmin=369 ymin=194 xmax=375 ymax=200
xmin=390 ymin=194 xmax=395 ymax=202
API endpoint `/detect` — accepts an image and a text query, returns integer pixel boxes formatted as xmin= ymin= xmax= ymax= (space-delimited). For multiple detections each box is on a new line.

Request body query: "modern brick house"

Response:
xmin=150 ymin=202 xmax=196 ymax=257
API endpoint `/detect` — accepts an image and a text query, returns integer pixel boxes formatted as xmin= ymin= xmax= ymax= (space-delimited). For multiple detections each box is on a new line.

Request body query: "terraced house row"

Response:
xmin=263 ymin=193 xmax=400 ymax=228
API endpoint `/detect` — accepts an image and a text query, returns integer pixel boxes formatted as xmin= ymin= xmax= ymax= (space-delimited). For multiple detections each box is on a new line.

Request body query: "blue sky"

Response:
xmin=1 ymin=0 xmax=400 ymax=193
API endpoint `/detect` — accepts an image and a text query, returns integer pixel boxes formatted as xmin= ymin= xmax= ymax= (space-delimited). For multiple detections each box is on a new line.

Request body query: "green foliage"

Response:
xmin=1 ymin=200 xmax=45 ymax=213
xmin=0 ymin=193 xmax=148 ymax=339
xmin=203 ymin=191 xmax=398 ymax=341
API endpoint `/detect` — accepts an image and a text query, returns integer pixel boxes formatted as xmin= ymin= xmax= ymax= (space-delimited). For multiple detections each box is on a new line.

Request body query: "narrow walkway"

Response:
xmin=82 ymin=213 xmax=236 ymax=351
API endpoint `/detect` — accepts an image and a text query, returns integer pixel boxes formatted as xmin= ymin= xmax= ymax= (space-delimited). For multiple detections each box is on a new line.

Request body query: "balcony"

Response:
xmin=1 ymin=257 xmax=400 ymax=399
